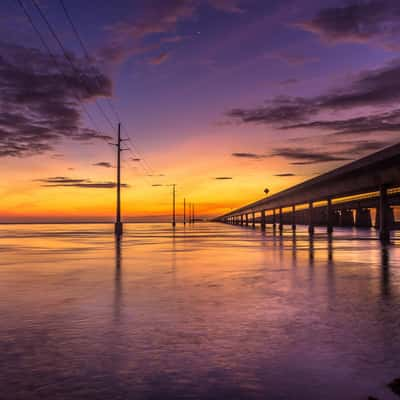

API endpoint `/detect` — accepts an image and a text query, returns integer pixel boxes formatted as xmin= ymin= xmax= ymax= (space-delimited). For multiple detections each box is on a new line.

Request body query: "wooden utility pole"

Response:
xmin=183 ymin=198 xmax=186 ymax=225
xmin=172 ymin=184 xmax=176 ymax=227
xmin=115 ymin=123 xmax=123 ymax=236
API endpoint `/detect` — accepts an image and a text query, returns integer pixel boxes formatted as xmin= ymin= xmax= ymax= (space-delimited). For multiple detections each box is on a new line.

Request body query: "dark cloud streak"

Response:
xmin=0 ymin=42 xmax=112 ymax=157
xmin=35 ymin=176 xmax=128 ymax=189
xmin=298 ymin=0 xmax=400 ymax=46
xmin=227 ymin=60 xmax=400 ymax=136
xmin=272 ymin=148 xmax=350 ymax=165
xmin=93 ymin=162 xmax=113 ymax=168
xmin=232 ymin=152 xmax=267 ymax=159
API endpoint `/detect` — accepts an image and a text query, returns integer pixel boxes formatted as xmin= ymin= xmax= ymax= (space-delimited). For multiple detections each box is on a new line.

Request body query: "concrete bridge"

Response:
xmin=215 ymin=143 xmax=400 ymax=241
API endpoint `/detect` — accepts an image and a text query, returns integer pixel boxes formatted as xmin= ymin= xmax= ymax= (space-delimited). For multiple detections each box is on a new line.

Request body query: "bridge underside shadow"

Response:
xmin=216 ymin=143 xmax=400 ymax=242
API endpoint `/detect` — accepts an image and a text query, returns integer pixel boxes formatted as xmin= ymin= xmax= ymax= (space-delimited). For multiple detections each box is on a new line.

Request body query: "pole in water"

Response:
xmin=172 ymin=184 xmax=176 ymax=227
xmin=192 ymin=203 xmax=195 ymax=224
xmin=183 ymin=198 xmax=186 ymax=225
xmin=115 ymin=122 xmax=123 ymax=236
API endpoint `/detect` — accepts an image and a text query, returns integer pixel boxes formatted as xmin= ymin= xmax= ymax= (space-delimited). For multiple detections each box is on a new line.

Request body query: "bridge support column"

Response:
xmin=272 ymin=209 xmax=276 ymax=231
xmin=309 ymin=201 xmax=314 ymax=236
xmin=240 ymin=215 xmax=244 ymax=226
xmin=340 ymin=209 xmax=354 ymax=227
xmin=291 ymin=205 xmax=296 ymax=231
xmin=279 ymin=207 xmax=283 ymax=233
xmin=355 ymin=206 xmax=372 ymax=228
xmin=327 ymin=198 xmax=333 ymax=234
xmin=252 ymin=212 xmax=255 ymax=228
xmin=261 ymin=210 xmax=266 ymax=231
xmin=379 ymin=185 xmax=391 ymax=242
xmin=245 ymin=213 xmax=249 ymax=226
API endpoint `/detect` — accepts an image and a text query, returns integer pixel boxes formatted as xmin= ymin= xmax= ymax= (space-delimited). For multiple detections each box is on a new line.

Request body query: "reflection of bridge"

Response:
xmin=215 ymin=143 xmax=400 ymax=241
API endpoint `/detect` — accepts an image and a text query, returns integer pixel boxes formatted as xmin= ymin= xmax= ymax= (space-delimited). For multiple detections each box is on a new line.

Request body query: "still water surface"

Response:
xmin=0 ymin=223 xmax=400 ymax=399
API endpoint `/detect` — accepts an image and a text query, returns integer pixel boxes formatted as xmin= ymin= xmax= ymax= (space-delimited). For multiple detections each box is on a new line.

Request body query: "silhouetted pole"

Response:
xmin=183 ymin=198 xmax=186 ymax=225
xmin=172 ymin=184 xmax=176 ymax=227
xmin=308 ymin=201 xmax=314 ymax=236
xmin=192 ymin=203 xmax=195 ymax=224
xmin=379 ymin=185 xmax=389 ymax=242
xmin=327 ymin=198 xmax=333 ymax=234
xmin=115 ymin=123 xmax=123 ymax=236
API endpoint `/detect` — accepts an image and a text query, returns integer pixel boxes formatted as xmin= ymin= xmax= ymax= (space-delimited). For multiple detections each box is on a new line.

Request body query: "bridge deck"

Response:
xmin=216 ymin=142 xmax=400 ymax=240
xmin=218 ymin=142 xmax=400 ymax=217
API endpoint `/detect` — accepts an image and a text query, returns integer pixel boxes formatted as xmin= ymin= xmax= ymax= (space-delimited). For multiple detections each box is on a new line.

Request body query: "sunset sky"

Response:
xmin=1 ymin=0 xmax=400 ymax=222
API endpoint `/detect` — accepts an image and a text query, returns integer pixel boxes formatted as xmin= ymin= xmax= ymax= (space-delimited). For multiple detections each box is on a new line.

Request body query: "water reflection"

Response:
xmin=114 ymin=237 xmax=122 ymax=322
xmin=0 ymin=223 xmax=399 ymax=400
xmin=381 ymin=245 xmax=390 ymax=298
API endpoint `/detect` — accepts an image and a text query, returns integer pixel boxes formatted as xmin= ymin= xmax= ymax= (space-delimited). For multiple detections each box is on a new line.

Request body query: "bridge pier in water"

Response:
xmin=218 ymin=142 xmax=400 ymax=242
xmin=355 ymin=207 xmax=372 ymax=228
xmin=339 ymin=209 xmax=354 ymax=227
xmin=261 ymin=210 xmax=266 ymax=231
xmin=327 ymin=198 xmax=333 ymax=234
xmin=377 ymin=185 xmax=393 ymax=242
xmin=308 ymin=202 xmax=314 ymax=236
xmin=292 ymin=205 xmax=296 ymax=232
xmin=223 ymin=202 xmax=396 ymax=241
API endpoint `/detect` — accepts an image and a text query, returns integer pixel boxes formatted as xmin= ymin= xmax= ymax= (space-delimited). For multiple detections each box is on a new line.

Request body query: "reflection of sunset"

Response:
xmin=1 ymin=223 xmax=400 ymax=399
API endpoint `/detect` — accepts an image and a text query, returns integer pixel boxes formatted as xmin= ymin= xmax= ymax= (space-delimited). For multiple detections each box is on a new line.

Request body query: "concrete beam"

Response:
xmin=218 ymin=143 xmax=400 ymax=220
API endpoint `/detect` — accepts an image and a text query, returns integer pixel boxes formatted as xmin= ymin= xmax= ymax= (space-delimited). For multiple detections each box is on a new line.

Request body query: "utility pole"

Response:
xmin=172 ymin=184 xmax=176 ymax=227
xmin=183 ymin=198 xmax=186 ymax=225
xmin=115 ymin=122 xmax=123 ymax=236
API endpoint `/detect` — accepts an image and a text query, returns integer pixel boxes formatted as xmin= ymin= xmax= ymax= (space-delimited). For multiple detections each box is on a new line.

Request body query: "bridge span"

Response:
xmin=215 ymin=143 xmax=400 ymax=241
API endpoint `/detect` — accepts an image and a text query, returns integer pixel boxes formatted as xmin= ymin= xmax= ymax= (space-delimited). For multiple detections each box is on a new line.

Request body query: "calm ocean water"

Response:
xmin=0 ymin=223 xmax=399 ymax=400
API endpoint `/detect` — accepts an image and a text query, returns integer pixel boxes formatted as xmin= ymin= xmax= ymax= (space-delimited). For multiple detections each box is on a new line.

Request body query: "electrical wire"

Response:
xmin=31 ymin=0 xmax=116 ymax=131
xmin=16 ymin=0 xmax=105 ymax=136
xmin=58 ymin=0 xmax=121 ymax=124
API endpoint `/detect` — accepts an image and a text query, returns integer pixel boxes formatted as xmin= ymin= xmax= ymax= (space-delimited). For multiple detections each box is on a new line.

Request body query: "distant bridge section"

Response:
xmin=215 ymin=143 xmax=400 ymax=241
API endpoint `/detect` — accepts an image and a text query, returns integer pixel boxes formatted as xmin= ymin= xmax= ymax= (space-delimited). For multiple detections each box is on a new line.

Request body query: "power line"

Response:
xmin=56 ymin=0 xmax=158 ymax=181
xmin=16 ymin=0 xmax=103 ymax=135
xmin=21 ymin=0 xmax=159 ymax=192
xmin=58 ymin=0 xmax=121 ymax=124
xmin=125 ymin=134 xmax=155 ymax=174
xmin=31 ymin=0 xmax=116 ymax=131
xmin=120 ymin=125 xmax=158 ymax=177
